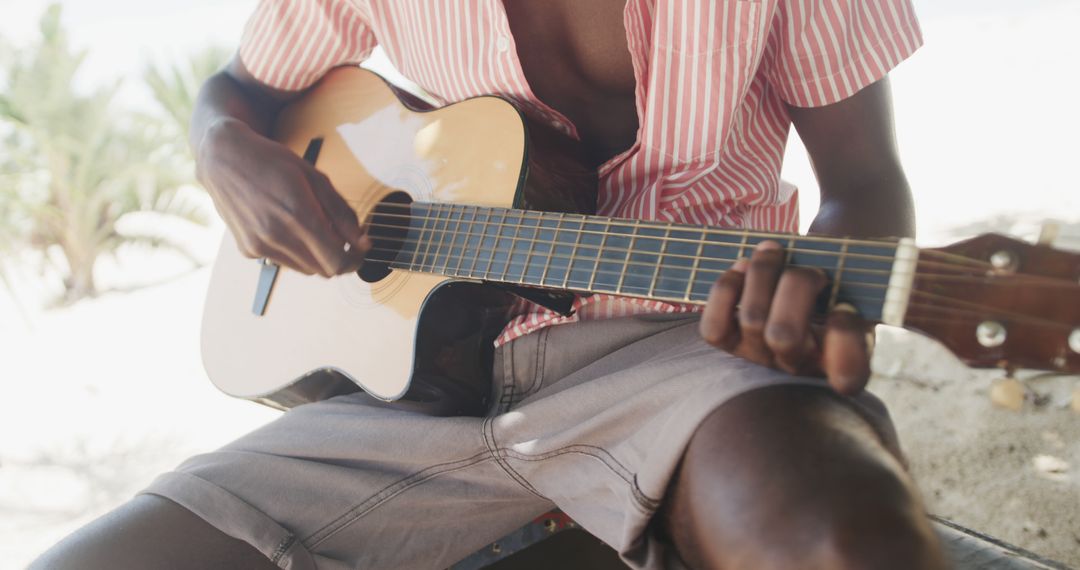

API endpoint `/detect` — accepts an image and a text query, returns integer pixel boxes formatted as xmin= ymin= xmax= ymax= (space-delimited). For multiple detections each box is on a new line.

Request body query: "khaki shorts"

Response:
xmin=142 ymin=314 xmax=894 ymax=569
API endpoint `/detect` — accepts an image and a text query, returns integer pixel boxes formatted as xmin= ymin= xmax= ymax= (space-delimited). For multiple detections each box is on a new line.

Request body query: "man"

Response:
xmin=35 ymin=1 xmax=947 ymax=568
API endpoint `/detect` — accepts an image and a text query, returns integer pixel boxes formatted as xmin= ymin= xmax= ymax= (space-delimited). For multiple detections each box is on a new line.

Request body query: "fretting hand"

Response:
xmin=700 ymin=240 xmax=874 ymax=394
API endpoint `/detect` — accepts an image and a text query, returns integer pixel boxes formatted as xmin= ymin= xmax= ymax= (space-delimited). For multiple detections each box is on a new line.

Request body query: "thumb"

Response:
xmin=306 ymin=169 xmax=367 ymax=247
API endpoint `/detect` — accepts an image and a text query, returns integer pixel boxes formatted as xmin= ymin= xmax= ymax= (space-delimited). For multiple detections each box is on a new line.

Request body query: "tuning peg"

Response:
xmin=1036 ymin=221 xmax=1060 ymax=246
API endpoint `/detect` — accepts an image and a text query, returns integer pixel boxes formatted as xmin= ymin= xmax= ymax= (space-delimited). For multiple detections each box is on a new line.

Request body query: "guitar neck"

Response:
xmin=368 ymin=202 xmax=916 ymax=324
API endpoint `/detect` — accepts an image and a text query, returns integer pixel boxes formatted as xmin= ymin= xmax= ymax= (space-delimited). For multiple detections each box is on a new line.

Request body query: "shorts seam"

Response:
xmin=528 ymin=326 xmax=548 ymax=396
xmin=483 ymin=416 xmax=547 ymax=499
xmin=499 ymin=444 xmax=662 ymax=511
xmin=497 ymin=342 xmax=517 ymax=414
xmin=303 ymin=450 xmax=493 ymax=549
xmin=270 ymin=535 xmax=296 ymax=564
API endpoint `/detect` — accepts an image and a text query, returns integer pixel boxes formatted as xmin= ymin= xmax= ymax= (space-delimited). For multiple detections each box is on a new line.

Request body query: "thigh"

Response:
xmin=138 ymin=392 xmax=551 ymax=569
xmin=31 ymin=494 xmax=278 ymax=570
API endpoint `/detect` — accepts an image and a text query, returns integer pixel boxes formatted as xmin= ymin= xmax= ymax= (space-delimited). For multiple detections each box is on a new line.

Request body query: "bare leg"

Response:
xmin=30 ymin=494 xmax=278 ymax=570
xmin=663 ymin=385 xmax=947 ymax=570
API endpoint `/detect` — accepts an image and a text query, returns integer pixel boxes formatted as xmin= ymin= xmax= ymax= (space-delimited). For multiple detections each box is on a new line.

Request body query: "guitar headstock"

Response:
xmin=905 ymin=233 xmax=1080 ymax=374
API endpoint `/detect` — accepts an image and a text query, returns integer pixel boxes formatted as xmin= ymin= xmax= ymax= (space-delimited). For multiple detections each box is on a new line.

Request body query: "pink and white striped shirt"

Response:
xmin=239 ymin=0 xmax=922 ymax=345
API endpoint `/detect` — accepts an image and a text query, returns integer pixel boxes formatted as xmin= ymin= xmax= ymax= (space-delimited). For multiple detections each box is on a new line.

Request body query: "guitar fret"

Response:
xmin=432 ymin=203 xmax=452 ymax=273
xmin=828 ymin=241 xmax=849 ymax=309
xmin=442 ymin=204 xmax=458 ymax=276
xmin=419 ymin=202 xmax=440 ymax=272
xmin=414 ymin=203 xmax=436 ymax=272
xmin=615 ymin=222 xmax=639 ymax=294
xmin=648 ymin=226 xmax=671 ymax=298
xmin=442 ymin=205 xmax=462 ymax=275
xmin=685 ymin=232 xmax=706 ymax=301
xmin=562 ymin=216 xmax=585 ymax=290
xmin=539 ymin=212 xmax=562 ymax=286
xmin=520 ymin=212 xmax=541 ymax=285
xmin=468 ymin=207 xmax=489 ymax=279
xmin=421 ymin=202 xmax=440 ymax=272
xmin=453 ymin=205 xmax=475 ymax=278
xmin=586 ymin=219 xmax=611 ymax=292
xmin=501 ymin=211 xmax=520 ymax=282
xmin=482 ymin=209 xmax=504 ymax=279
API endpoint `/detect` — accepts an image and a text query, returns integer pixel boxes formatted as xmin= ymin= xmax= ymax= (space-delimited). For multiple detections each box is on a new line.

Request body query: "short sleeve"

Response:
xmin=765 ymin=0 xmax=922 ymax=107
xmin=238 ymin=0 xmax=378 ymax=92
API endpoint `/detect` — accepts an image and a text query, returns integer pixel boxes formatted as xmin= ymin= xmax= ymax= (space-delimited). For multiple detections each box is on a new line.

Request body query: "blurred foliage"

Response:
xmin=144 ymin=45 xmax=230 ymax=146
xmin=0 ymin=4 xmax=210 ymax=304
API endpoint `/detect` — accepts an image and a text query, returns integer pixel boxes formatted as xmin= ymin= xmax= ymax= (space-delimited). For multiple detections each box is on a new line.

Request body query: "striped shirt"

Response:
xmin=239 ymin=0 xmax=922 ymax=345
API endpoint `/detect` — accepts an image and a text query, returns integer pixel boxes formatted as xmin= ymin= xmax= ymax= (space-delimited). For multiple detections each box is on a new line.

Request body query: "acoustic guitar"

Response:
xmin=201 ymin=67 xmax=1080 ymax=411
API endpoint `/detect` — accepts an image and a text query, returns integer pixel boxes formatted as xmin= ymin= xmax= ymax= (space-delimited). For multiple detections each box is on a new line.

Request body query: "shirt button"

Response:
xmin=495 ymin=36 xmax=510 ymax=52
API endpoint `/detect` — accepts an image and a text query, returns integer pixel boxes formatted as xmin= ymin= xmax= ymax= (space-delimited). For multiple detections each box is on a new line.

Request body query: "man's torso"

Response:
xmin=502 ymin=0 xmax=638 ymax=168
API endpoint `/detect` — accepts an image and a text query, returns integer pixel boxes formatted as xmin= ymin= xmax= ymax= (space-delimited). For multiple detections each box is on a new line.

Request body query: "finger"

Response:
xmin=262 ymin=221 xmax=336 ymax=277
xmin=270 ymin=184 xmax=353 ymax=277
xmin=338 ymin=240 xmax=369 ymax=274
xmin=822 ymin=303 xmax=873 ymax=395
xmin=290 ymin=222 xmax=349 ymax=278
xmin=255 ymin=239 xmax=319 ymax=276
xmin=306 ymin=169 xmax=367 ymax=248
xmin=701 ymin=257 xmax=748 ymax=349
xmin=765 ymin=266 xmax=827 ymax=374
xmin=737 ymin=241 xmax=784 ymax=364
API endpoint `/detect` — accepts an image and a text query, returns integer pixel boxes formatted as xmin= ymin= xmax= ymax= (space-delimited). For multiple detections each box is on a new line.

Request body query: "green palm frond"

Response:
xmin=144 ymin=45 xmax=230 ymax=142
xmin=0 ymin=3 xmax=213 ymax=302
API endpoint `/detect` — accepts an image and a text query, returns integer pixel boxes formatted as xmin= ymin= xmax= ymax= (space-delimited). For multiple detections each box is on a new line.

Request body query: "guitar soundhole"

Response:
xmin=358 ymin=191 xmax=413 ymax=283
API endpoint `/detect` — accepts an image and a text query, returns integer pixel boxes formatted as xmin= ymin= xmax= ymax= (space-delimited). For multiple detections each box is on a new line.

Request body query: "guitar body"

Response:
xmin=202 ymin=67 xmax=528 ymax=408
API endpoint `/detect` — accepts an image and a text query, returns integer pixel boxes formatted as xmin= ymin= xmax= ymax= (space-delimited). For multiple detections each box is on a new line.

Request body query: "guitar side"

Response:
xmin=200 ymin=67 xmax=528 ymax=405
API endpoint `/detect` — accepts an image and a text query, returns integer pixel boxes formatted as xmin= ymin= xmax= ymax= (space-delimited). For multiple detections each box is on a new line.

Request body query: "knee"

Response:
xmin=664 ymin=385 xmax=947 ymax=570
xmin=763 ymin=469 xmax=947 ymax=570
xmin=671 ymin=457 xmax=945 ymax=570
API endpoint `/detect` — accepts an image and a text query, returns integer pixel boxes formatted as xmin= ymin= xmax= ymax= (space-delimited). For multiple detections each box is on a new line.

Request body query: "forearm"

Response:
xmin=190 ymin=59 xmax=291 ymax=163
xmin=807 ymin=169 xmax=916 ymax=240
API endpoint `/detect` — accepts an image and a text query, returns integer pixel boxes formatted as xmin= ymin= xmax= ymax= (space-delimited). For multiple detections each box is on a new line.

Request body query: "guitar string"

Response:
xmin=368 ymin=242 xmax=1073 ymax=326
xmin=358 ymin=205 xmax=1080 ymax=287
xmin=885 ymin=293 xmax=1076 ymax=330
xmin=355 ymin=219 xmax=1078 ymax=288
xmin=357 ymin=201 xmax=994 ymax=270
xmin=360 ymin=245 xmax=894 ymax=289
xmin=357 ymin=247 xmax=1077 ymax=329
xmin=903 ymin=312 xmax=1078 ymax=332
xmin=363 ymin=231 xmax=1079 ymax=327
xmin=360 ymin=237 xmax=895 ymax=278
xmin=359 ymin=205 xmax=1021 ymax=277
xmin=907 ymin=287 xmax=1078 ymax=329
xmin=362 ymin=214 xmax=911 ymax=268
xmin=360 ymin=219 xmax=900 ymax=267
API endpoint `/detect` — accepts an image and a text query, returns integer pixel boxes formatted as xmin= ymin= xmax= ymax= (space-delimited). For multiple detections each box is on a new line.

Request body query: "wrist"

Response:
xmin=195 ymin=117 xmax=254 ymax=181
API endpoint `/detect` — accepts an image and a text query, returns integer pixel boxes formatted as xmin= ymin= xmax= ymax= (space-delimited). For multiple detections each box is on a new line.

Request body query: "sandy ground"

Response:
xmin=873 ymin=327 xmax=1080 ymax=567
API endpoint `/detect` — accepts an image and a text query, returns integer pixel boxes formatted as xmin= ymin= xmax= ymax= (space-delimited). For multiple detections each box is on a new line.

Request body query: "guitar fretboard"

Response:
xmin=373 ymin=202 xmax=898 ymax=320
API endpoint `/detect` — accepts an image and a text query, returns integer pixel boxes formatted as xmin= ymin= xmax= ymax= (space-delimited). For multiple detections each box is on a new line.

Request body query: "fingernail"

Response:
xmin=755 ymin=240 xmax=782 ymax=251
xmin=832 ymin=302 xmax=858 ymax=314
xmin=732 ymin=258 xmax=749 ymax=272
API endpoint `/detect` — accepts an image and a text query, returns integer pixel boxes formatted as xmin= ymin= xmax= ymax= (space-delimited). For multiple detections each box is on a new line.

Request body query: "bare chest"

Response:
xmin=502 ymin=0 xmax=639 ymax=167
